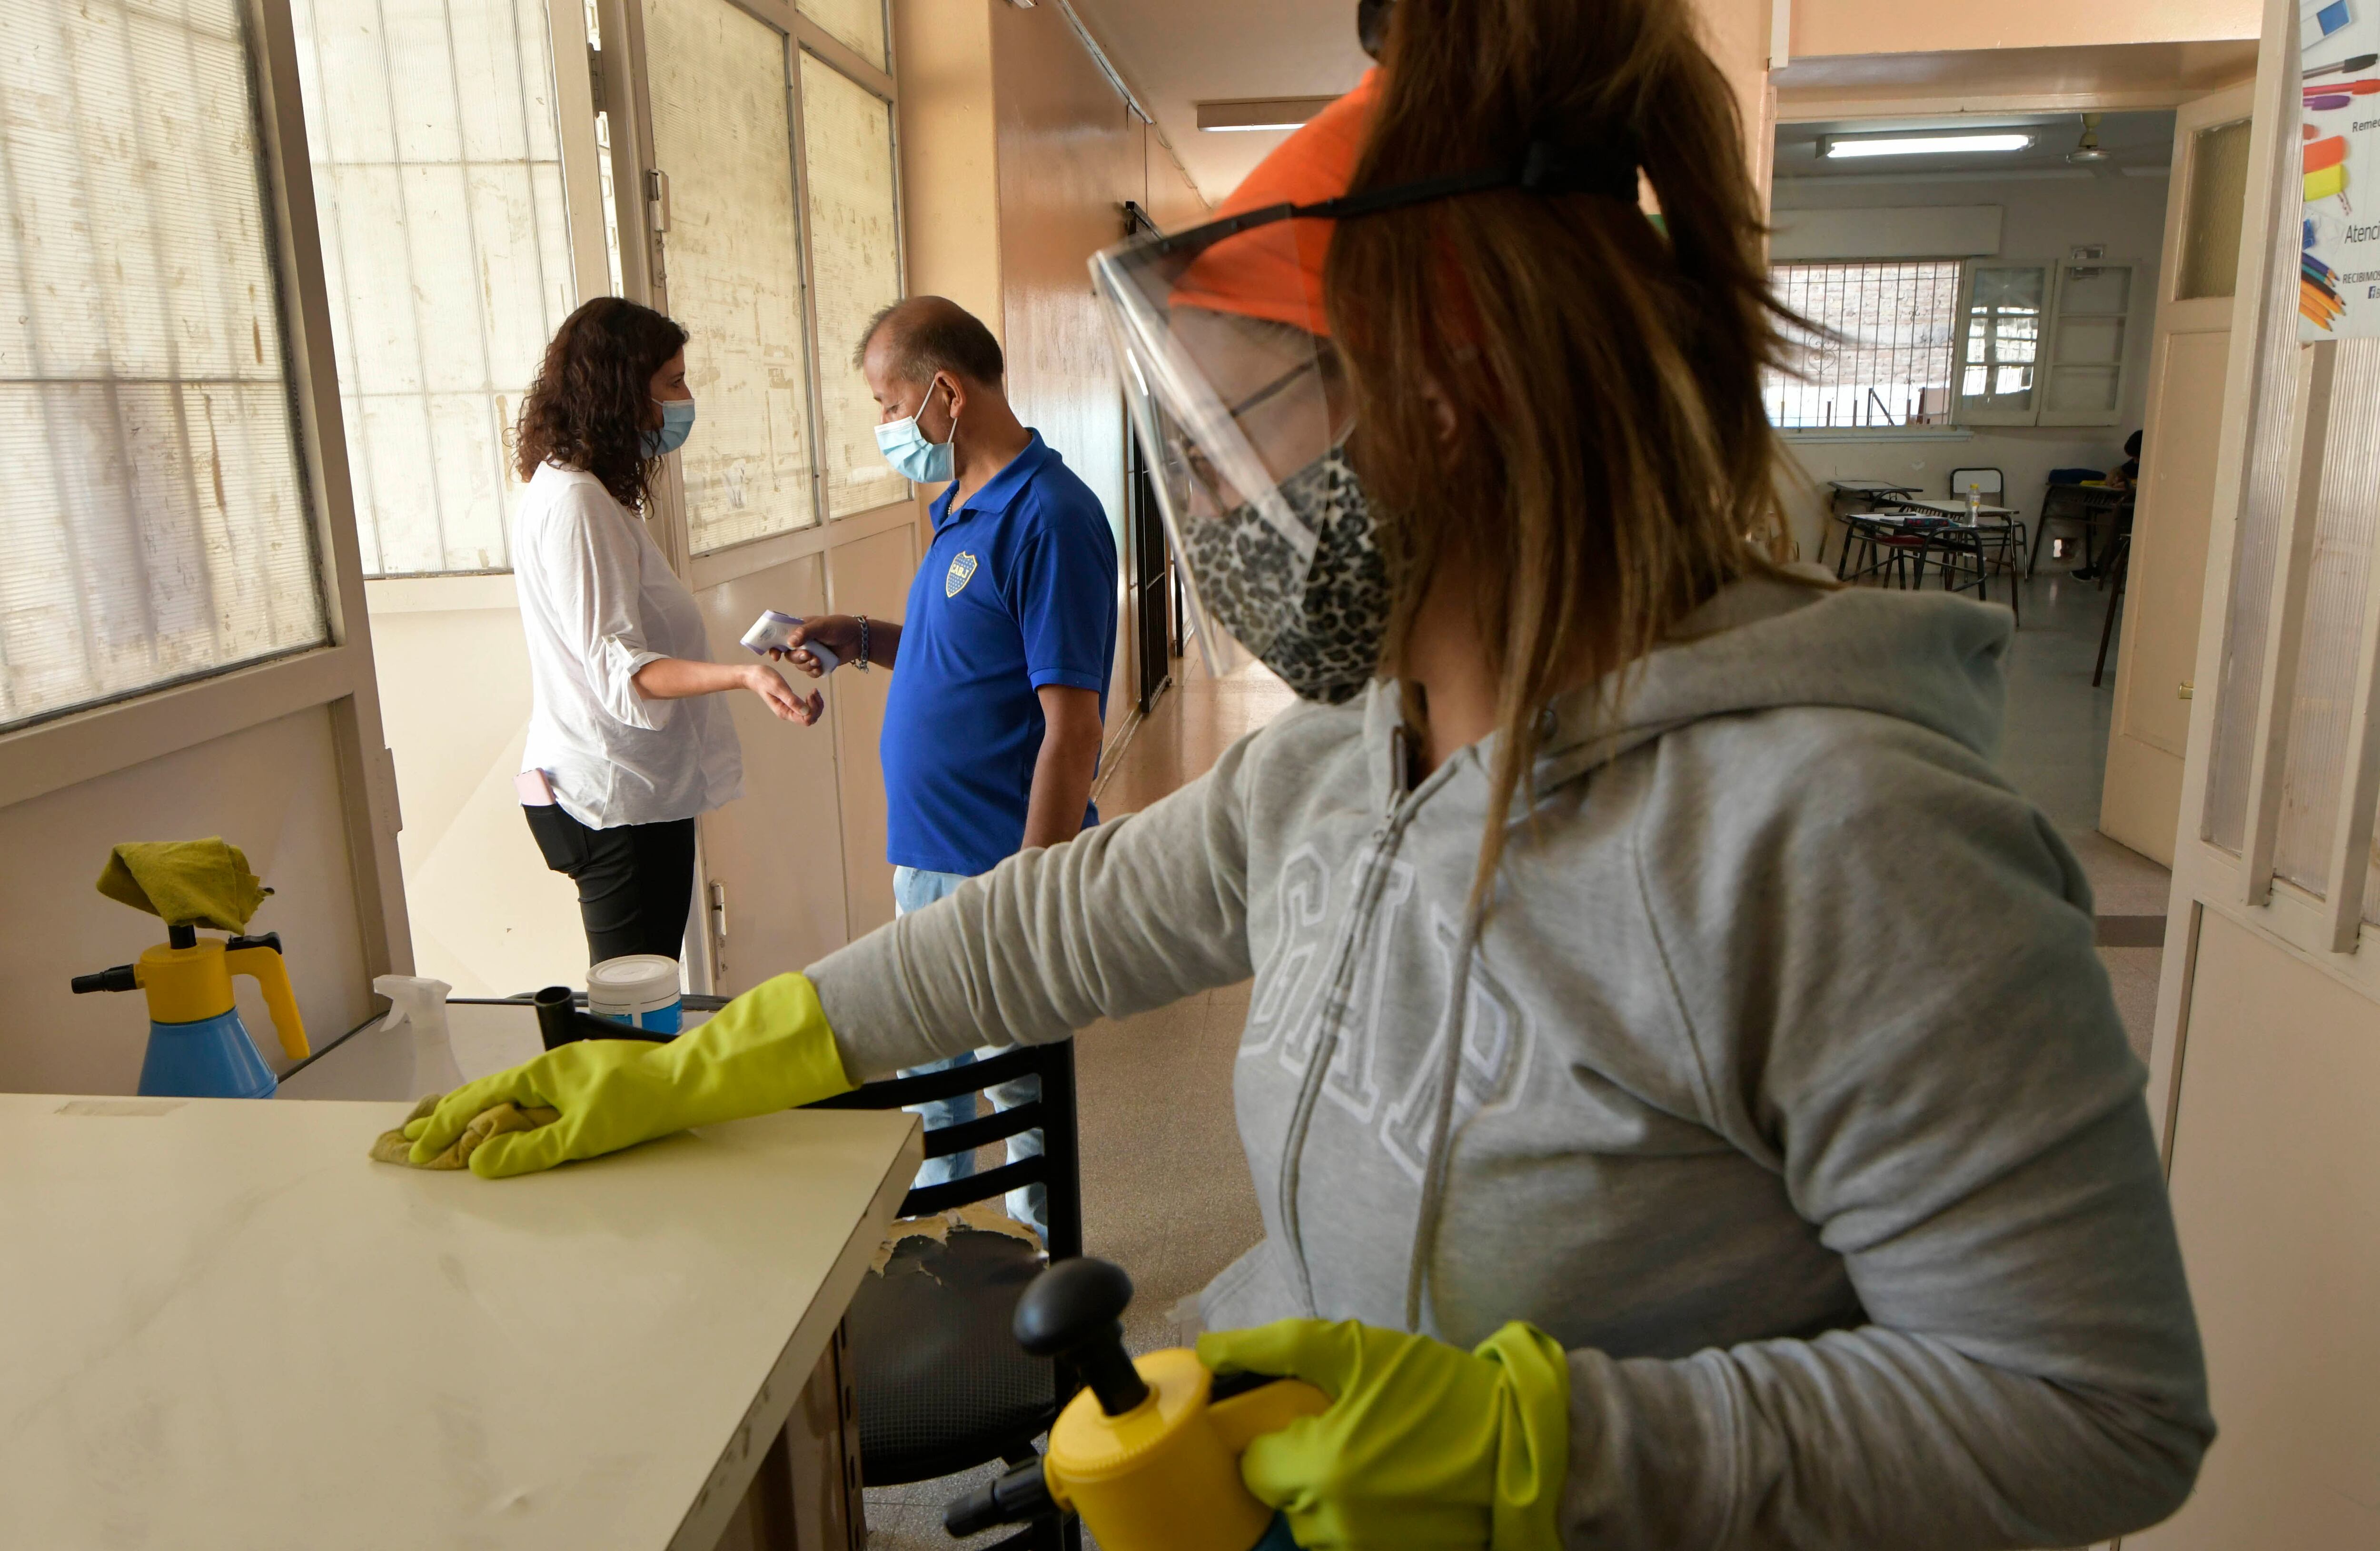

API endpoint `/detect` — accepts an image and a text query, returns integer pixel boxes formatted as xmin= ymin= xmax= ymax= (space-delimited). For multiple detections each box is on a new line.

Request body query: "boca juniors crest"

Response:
xmin=946 ymin=551 xmax=979 ymax=597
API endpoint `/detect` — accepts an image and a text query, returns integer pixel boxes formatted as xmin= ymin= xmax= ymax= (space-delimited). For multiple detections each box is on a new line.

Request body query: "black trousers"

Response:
xmin=523 ymin=805 xmax=698 ymax=964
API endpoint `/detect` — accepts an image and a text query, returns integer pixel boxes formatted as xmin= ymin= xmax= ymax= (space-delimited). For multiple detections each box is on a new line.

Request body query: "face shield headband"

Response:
xmin=1091 ymin=139 xmax=1641 ymax=690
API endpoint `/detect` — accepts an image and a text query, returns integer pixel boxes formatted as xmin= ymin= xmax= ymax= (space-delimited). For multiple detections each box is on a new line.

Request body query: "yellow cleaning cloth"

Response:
xmin=96 ymin=838 xmax=272 ymax=932
xmin=370 ymin=1094 xmax=560 ymax=1171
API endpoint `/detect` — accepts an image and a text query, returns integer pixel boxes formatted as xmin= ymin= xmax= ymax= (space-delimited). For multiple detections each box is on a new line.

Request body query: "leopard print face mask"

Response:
xmin=1181 ymin=445 xmax=1388 ymax=705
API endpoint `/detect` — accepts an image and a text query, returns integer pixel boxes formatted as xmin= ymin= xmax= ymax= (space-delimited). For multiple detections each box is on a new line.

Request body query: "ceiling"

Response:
xmin=1057 ymin=1 xmax=2230 ymax=207
xmin=1771 ymin=40 xmax=2258 ymax=117
xmin=1063 ymin=0 xmax=1371 ymax=205
xmin=1774 ymin=109 xmax=2179 ymax=182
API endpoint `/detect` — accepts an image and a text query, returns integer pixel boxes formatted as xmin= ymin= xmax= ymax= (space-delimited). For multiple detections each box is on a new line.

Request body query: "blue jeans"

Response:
xmin=894 ymin=865 xmax=1046 ymax=1241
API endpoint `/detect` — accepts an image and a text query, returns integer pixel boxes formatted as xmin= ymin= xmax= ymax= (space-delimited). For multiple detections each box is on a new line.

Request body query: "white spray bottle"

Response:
xmin=374 ymin=974 xmax=462 ymax=1097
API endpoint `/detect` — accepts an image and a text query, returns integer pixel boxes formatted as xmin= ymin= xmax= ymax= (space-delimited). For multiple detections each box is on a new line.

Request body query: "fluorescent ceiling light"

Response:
xmin=1197 ymin=97 xmax=1339 ymax=133
xmin=1821 ymin=132 xmax=2033 ymax=159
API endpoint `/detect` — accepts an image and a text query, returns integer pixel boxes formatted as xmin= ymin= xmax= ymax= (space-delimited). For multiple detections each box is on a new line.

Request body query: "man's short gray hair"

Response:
xmin=854 ymin=296 xmax=1005 ymax=386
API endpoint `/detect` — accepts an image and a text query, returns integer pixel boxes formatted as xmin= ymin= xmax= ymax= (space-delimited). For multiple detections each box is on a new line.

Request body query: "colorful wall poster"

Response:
xmin=2301 ymin=0 xmax=2380 ymax=337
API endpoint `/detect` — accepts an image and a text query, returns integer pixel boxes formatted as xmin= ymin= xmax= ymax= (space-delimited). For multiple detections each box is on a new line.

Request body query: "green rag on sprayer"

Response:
xmin=70 ymin=839 xmax=309 ymax=1098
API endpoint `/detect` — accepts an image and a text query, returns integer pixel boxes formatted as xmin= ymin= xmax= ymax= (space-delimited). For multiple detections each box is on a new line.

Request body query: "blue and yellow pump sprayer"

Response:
xmin=70 ymin=839 xmax=309 ymax=1098
xmin=947 ymin=1258 xmax=1327 ymax=1551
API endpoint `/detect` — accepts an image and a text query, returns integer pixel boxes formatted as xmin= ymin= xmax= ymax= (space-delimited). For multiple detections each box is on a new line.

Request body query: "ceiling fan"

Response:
xmin=2066 ymin=113 xmax=2114 ymax=171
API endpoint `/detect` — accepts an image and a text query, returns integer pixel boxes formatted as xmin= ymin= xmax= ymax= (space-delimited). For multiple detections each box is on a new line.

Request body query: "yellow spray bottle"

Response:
xmin=945 ymin=1259 xmax=1327 ymax=1551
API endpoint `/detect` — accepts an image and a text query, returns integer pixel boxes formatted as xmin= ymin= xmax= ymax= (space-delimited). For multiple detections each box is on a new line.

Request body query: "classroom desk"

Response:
xmin=1820 ymin=480 xmax=1921 ymax=565
xmin=1826 ymin=478 xmax=1919 ymax=499
xmin=1880 ymin=497 xmax=2019 ymax=520
xmin=1 ymin=1047 xmax=920 ymax=1550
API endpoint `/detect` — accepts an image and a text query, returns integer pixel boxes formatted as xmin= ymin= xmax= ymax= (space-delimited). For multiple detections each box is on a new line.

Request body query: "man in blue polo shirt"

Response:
xmin=783 ymin=297 xmax=1116 ymax=1237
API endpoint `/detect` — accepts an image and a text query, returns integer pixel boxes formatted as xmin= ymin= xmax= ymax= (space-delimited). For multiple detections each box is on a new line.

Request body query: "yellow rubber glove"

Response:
xmin=1196 ymin=1319 xmax=1570 ymax=1551
xmin=400 ymin=973 xmax=854 ymax=1178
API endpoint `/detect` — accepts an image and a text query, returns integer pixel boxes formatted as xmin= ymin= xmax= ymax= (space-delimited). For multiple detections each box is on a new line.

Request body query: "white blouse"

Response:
xmin=514 ymin=462 xmax=743 ymax=828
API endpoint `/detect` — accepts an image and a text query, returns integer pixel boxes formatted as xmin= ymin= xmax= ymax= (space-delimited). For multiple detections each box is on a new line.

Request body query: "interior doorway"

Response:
xmin=1780 ymin=88 xmax=2256 ymax=846
xmin=1764 ymin=79 xmax=2258 ymax=1057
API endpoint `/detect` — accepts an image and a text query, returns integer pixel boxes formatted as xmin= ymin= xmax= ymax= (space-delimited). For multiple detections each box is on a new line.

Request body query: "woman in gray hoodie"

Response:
xmin=401 ymin=0 xmax=2213 ymax=1544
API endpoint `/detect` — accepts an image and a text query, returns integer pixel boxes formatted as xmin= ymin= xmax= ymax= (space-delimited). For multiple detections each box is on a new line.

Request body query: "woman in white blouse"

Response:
xmin=510 ymin=298 xmax=815 ymax=964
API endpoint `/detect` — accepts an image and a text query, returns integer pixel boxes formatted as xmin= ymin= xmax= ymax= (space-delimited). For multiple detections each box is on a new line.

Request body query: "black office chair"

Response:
xmin=2032 ymin=467 xmax=2108 ymax=577
xmin=812 ymin=1043 xmax=1085 ymax=1551
xmin=530 ymin=994 xmax=1086 ymax=1551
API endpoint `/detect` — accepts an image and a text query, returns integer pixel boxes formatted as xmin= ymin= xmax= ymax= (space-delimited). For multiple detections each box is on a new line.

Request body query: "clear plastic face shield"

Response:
xmin=1092 ymin=217 xmax=1352 ymax=678
xmin=1091 ymin=140 xmax=1644 ymax=686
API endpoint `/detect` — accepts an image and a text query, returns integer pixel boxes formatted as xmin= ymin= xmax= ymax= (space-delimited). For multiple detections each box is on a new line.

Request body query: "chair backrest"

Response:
xmin=810 ymin=1040 xmax=1086 ymax=1260
xmin=1948 ymin=467 xmax=2004 ymax=499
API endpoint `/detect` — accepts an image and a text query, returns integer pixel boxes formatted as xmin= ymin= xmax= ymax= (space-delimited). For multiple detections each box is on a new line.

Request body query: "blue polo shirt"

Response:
xmin=882 ymin=431 xmax=1119 ymax=875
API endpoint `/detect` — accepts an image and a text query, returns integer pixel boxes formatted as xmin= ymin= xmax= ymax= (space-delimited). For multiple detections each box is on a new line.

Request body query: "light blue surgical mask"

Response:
xmin=645 ymin=396 xmax=697 ymax=457
xmin=874 ymin=378 xmax=956 ymax=483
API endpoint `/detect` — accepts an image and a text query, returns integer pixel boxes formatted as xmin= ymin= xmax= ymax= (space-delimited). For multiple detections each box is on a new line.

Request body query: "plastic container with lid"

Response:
xmin=587 ymin=954 xmax=684 ymax=1036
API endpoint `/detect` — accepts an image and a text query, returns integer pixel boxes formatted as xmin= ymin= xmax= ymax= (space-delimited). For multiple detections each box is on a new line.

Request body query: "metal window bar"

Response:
xmin=1764 ymin=260 xmax=1964 ymax=430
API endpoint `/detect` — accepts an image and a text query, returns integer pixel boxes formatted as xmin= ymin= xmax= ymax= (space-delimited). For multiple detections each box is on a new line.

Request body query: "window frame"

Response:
xmin=1954 ymin=258 xmax=2142 ymax=431
xmin=1954 ymin=260 xmax=2052 ymax=427
xmin=2036 ymin=259 xmax=2141 ymax=429
xmin=0 ymin=0 xmax=411 ymax=975
xmin=595 ymin=0 xmax=906 ymax=574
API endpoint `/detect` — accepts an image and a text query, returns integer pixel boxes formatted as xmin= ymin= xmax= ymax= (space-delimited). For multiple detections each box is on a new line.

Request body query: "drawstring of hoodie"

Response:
xmin=1403 ymin=901 xmax=1485 ymax=1332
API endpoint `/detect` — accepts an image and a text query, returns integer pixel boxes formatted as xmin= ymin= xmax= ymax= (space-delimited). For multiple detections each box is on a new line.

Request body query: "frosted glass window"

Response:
xmin=0 ymin=0 xmax=327 ymax=732
xmin=2205 ymin=91 xmax=2306 ymax=850
xmin=802 ymin=54 xmax=906 ymax=517
xmin=798 ymin=0 xmax=884 ymax=70
xmin=2273 ymin=341 xmax=2380 ymax=897
xmin=646 ymin=0 xmax=817 ymax=552
xmin=292 ymin=0 xmax=580 ymax=576
xmin=2178 ymin=119 xmax=2252 ymax=302
xmin=1956 ymin=265 xmax=2046 ymax=422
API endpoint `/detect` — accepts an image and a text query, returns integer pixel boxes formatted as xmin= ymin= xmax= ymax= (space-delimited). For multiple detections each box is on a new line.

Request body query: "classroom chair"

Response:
xmin=812 ymin=1039 xmax=1087 ymax=1551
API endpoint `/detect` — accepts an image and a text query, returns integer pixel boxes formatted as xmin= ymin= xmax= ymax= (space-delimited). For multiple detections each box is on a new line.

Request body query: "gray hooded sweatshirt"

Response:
xmin=805 ymin=572 xmax=2212 ymax=1550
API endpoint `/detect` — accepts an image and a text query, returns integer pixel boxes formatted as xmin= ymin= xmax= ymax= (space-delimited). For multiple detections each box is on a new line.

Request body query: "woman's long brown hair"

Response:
xmin=514 ymin=297 xmax=689 ymax=510
xmin=1329 ymin=0 xmax=1794 ymax=895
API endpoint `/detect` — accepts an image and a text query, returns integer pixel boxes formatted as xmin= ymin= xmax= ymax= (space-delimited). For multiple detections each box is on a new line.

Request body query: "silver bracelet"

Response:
xmin=857 ymin=613 xmax=871 ymax=672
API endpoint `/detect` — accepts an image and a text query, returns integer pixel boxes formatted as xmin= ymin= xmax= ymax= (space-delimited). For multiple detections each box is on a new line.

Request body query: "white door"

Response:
xmin=2099 ymin=84 xmax=2255 ymax=865
xmin=600 ymin=0 xmax=917 ymax=991
xmin=2130 ymin=0 xmax=2380 ymax=1541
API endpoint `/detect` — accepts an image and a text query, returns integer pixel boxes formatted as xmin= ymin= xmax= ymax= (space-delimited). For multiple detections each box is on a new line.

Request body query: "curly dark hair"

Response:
xmin=514 ymin=298 xmax=689 ymax=510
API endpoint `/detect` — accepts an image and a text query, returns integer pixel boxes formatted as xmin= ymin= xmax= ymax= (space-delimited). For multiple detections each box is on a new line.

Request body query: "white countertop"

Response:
xmin=0 ymin=1087 xmax=918 ymax=1549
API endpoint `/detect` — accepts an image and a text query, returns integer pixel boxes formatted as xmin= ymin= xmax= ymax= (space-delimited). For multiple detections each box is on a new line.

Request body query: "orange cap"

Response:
xmin=1171 ymin=70 xmax=1380 ymax=334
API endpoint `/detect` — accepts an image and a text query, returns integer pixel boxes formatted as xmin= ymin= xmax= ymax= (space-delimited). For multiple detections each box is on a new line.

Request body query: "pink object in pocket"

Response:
xmin=515 ymin=769 xmax=557 ymax=806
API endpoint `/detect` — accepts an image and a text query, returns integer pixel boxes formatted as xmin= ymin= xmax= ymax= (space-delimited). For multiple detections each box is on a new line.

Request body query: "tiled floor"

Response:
xmin=864 ymin=572 xmax=2171 ymax=1545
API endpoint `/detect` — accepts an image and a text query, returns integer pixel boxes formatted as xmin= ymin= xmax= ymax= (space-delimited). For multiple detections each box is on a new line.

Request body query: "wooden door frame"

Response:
xmin=2097 ymin=82 xmax=2255 ymax=863
xmin=2145 ymin=0 xmax=2380 ymax=1165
